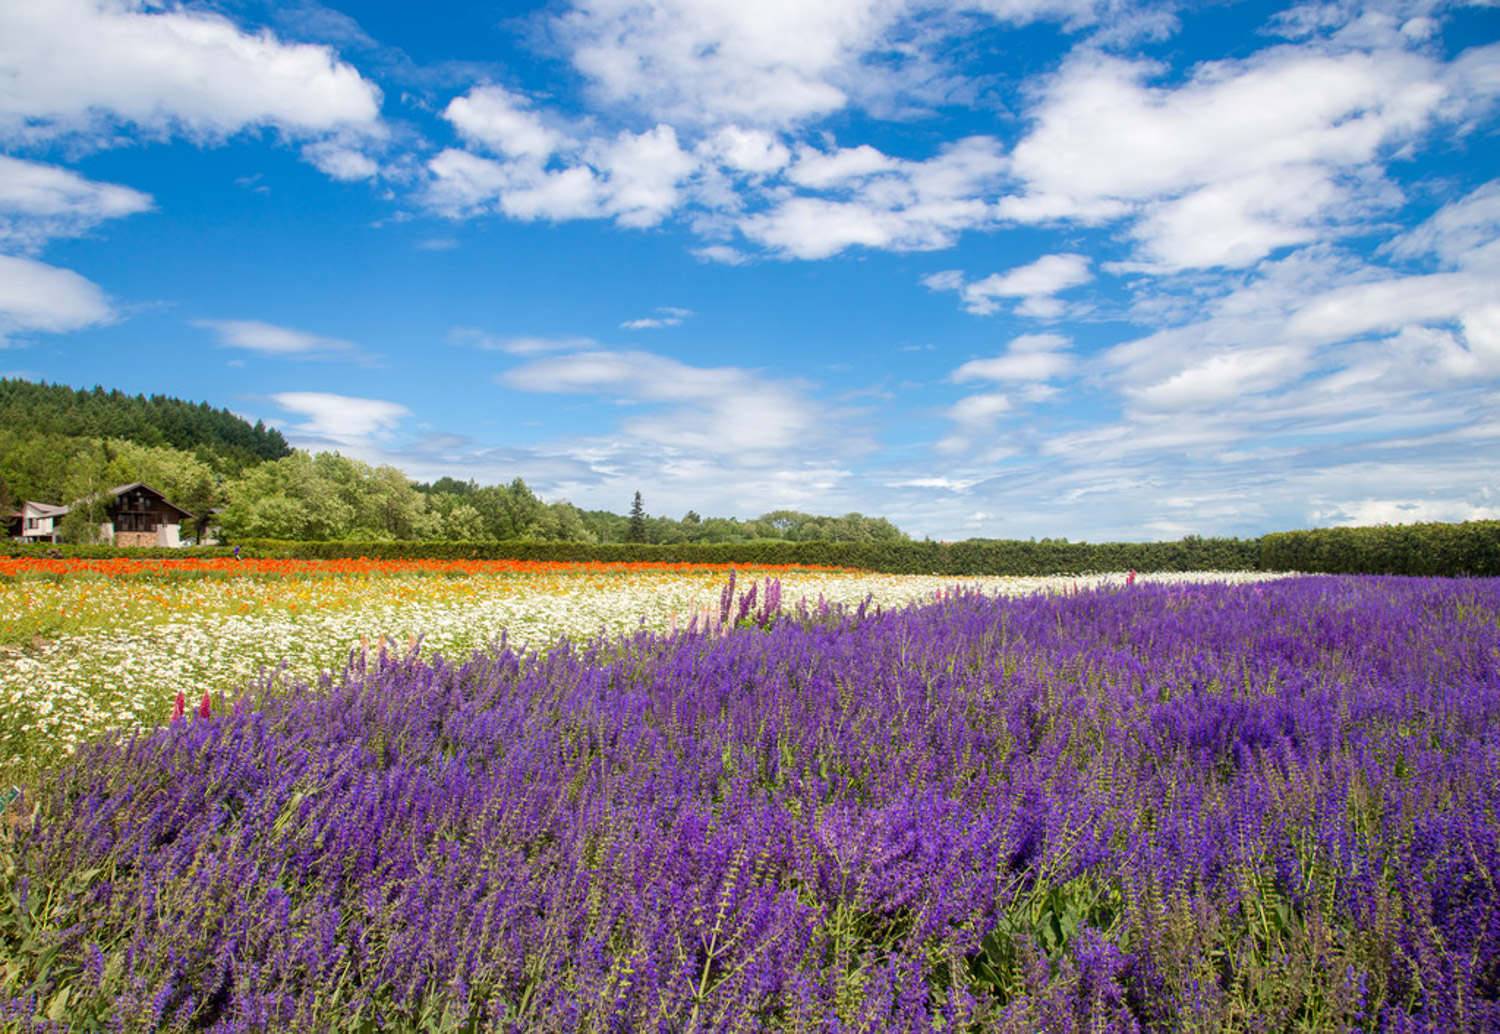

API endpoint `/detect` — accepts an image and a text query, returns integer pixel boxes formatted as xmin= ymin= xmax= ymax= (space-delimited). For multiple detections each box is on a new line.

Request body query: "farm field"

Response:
xmin=0 ymin=559 xmax=1282 ymax=784
xmin=1 ymin=575 xmax=1496 ymax=1030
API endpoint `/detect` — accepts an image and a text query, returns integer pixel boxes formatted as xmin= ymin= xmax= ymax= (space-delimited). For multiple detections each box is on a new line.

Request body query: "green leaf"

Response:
xmin=46 ymin=985 xmax=70 ymax=1021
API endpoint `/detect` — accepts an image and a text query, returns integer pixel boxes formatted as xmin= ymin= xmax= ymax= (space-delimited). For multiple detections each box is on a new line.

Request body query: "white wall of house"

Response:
xmin=156 ymin=523 xmax=181 ymax=547
xmin=17 ymin=503 xmax=64 ymax=542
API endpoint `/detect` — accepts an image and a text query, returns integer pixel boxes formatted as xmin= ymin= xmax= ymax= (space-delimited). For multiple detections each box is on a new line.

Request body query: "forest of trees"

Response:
xmin=1 ymin=379 xmax=909 ymax=545
xmin=0 ymin=379 xmax=290 ymax=473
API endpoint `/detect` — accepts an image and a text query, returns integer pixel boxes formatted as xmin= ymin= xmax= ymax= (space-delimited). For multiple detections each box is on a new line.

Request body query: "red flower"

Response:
xmin=198 ymin=692 xmax=212 ymax=720
xmin=171 ymin=691 xmax=185 ymax=724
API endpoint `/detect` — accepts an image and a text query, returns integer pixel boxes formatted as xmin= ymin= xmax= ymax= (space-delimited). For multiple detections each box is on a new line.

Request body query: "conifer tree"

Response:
xmin=627 ymin=491 xmax=647 ymax=543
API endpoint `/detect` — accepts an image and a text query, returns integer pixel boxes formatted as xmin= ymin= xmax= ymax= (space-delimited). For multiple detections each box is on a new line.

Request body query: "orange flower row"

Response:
xmin=0 ymin=556 xmax=850 ymax=579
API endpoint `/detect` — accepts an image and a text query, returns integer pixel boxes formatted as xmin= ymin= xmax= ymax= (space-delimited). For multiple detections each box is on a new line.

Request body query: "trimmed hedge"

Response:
xmin=0 ymin=542 xmax=237 ymax=559
xmin=234 ymin=536 xmax=1262 ymax=574
xmin=1259 ymin=520 xmax=1500 ymax=576
xmin=2 ymin=535 xmax=1259 ymax=574
xmin=4 ymin=521 xmax=1494 ymax=576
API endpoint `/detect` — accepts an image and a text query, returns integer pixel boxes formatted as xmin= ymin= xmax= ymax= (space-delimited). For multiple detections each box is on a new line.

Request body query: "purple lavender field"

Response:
xmin=3 ymin=577 xmax=1499 ymax=1031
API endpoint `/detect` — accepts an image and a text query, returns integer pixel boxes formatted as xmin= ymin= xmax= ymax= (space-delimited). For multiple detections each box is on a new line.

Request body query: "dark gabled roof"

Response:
xmin=103 ymin=482 xmax=194 ymax=520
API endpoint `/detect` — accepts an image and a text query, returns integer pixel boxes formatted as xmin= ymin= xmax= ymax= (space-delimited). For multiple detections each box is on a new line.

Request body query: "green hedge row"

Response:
xmin=223 ymin=536 xmax=1261 ymax=574
xmin=1259 ymin=520 xmax=1500 ymax=576
xmin=6 ymin=521 xmax=1495 ymax=576
xmin=1 ymin=542 xmax=237 ymax=559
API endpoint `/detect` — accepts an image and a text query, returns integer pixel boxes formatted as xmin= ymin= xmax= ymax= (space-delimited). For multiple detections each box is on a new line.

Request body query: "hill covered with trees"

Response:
xmin=1 ymin=379 xmax=909 ymax=545
xmin=0 ymin=379 xmax=289 ymax=473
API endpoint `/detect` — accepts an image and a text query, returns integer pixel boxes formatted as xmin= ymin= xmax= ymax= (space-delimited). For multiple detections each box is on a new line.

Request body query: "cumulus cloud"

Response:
xmin=426 ymin=98 xmax=698 ymax=228
xmin=936 ymin=391 xmax=1013 ymax=454
xmin=1002 ymin=42 xmax=1453 ymax=270
xmin=954 ymin=333 xmax=1076 ymax=383
xmin=0 ymin=0 xmax=384 ymax=174
xmin=553 ymin=0 xmax=907 ymax=129
xmin=0 ymin=156 xmax=153 ymax=252
xmin=443 ymin=84 xmax=569 ymax=160
xmin=924 ymin=254 xmax=1091 ymax=316
xmin=420 ymin=2 xmax=1148 ymax=256
xmin=700 ymin=126 xmax=791 ymax=174
xmin=552 ymin=0 xmax=1149 ymax=129
xmin=938 ymin=333 xmax=1074 ymax=454
xmin=737 ymin=136 xmax=1007 ymax=259
xmin=0 ymin=253 xmax=113 ymax=344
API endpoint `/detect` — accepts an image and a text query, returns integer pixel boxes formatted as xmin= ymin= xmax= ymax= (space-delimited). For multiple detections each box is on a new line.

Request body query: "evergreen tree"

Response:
xmin=627 ymin=491 xmax=647 ymax=543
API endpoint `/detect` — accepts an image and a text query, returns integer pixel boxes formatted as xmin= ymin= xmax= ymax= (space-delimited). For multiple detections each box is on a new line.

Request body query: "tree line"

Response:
xmin=0 ymin=379 xmax=289 ymax=473
xmin=0 ymin=381 xmax=907 ymax=545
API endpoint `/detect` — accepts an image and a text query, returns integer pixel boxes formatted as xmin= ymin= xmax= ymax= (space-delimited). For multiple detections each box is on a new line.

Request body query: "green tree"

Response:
xmin=441 ymin=502 xmax=486 ymax=541
xmin=627 ymin=491 xmax=647 ymax=543
xmin=101 ymin=439 xmax=220 ymax=530
xmin=219 ymin=452 xmax=355 ymax=540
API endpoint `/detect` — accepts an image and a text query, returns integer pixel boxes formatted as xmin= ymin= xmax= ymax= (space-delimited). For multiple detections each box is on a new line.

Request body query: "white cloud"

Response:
xmin=195 ymin=319 xmax=360 ymax=360
xmin=937 ymin=391 xmax=1013 ymax=455
xmin=786 ymin=144 xmax=897 ymax=189
xmin=0 ymin=253 xmax=113 ymax=344
xmin=552 ymin=0 xmax=1147 ymax=130
xmin=1386 ymin=178 xmax=1500 ymax=269
xmin=1285 ymin=270 xmax=1495 ymax=343
xmin=450 ymin=329 xmax=596 ymax=355
xmin=1316 ymin=497 xmax=1500 ymax=526
xmin=553 ymin=0 xmax=905 ymax=128
xmin=926 ymin=253 xmax=1091 ymax=316
xmin=738 ymin=136 xmax=1006 ymax=259
xmin=1003 ymin=43 xmax=1451 ymax=270
xmin=0 ymin=156 xmax=152 ymax=252
xmin=693 ymin=244 xmax=750 ymax=265
xmin=953 ymin=332 xmax=1076 ymax=382
xmin=0 ymin=0 xmax=383 ymax=157
xmin=1128 ymin=345 xmax=1311 ymax=411
xmin=301 ymin=140 xmax=381 ymax=181
xmin=427 ymin=104 xmax=697 ymax=228
xmin=501 ymin=348 xmax=823 ymax=456
xmin=443 ymin=84 xmax=568 ymax=160
xmin=700 ymin=126 xmax=791 ymax=174
xmin=271 ymin=391 xmax=409 ymax=449
xmin=621 ymin=306 xmax=693 ymax=329
xmin=589 ymin=124 xmax=699 ymax=227
xmin=887 ymin=476 xmax=981 ymax=492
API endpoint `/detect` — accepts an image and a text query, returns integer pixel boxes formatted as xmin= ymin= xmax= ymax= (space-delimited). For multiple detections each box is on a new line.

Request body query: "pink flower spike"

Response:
xmin=1126 ymin=570 xmax=1137 ymax=587
xmin=171 ymin=691 xmax=185 ymax=724
xmin=198 ymin=692 xmax=212 ymax=720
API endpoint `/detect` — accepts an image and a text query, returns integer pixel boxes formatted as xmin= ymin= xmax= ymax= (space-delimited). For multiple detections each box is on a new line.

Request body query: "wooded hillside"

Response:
xmin=0 ymin=379 xmax=290 ymax=473
xmin=0 ymin=379 xmax=909 ymax=545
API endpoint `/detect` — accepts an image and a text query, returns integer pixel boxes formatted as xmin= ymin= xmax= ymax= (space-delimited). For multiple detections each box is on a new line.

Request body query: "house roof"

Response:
xmin=107 ymin=482 xmax=194 ymax=520
xmin=24 ymin=501 xmax=70 ymax=517
xmin=60 ymin=482 xmax=193 ymax=521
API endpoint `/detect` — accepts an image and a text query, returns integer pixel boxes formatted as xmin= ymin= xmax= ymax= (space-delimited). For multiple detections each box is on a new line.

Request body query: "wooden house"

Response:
xmin=96 ymin=483 xmax=194 ymax=547
xmin=7 ymin=483 xmax=193 ymax=547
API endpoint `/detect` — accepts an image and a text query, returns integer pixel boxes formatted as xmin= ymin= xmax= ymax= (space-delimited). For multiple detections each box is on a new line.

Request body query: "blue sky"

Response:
xmin=1 ymin=0 xmax=1497 ymax=540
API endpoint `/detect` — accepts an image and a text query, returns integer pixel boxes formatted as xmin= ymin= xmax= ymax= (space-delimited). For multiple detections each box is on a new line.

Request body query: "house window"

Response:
xmin=26 ymin=518 xmax=37 ymax=529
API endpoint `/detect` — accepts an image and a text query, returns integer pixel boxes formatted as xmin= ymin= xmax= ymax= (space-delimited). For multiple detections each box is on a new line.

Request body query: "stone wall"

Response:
xmin=114 ymin=531 xmax=156 ymax=548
